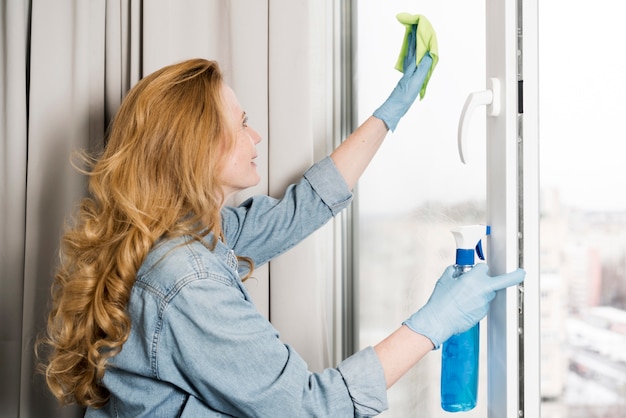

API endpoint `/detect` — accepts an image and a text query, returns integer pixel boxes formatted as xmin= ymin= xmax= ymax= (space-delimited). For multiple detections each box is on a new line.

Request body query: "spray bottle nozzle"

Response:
xmin=451 ymin=225 xmax=490 ymax=266
xmin=475 ymin=241 xmax=485 ymax=261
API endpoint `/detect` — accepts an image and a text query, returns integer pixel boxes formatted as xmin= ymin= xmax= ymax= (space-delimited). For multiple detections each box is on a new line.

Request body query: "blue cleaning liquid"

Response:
xmin=441 ymin=225 xmax=488 ymax=412
xmin=440 ymin=322 xmax=479 ymax=412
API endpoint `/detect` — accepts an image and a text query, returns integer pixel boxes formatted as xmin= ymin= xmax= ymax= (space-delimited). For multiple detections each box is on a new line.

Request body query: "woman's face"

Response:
xmin=219 ymin=84 xmax=262 ymax=199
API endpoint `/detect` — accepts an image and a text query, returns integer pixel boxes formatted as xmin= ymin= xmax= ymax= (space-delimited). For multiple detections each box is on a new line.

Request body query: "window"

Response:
xmin=353 ymin=0 xmax=626 ymax=416
xmin=355 ymin=1 xmax=489 ymax=416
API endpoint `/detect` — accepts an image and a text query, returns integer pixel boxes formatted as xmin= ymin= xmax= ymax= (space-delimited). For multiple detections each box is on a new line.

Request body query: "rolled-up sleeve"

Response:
xmin=338 ymin=347 xmax=389 ymax=417
xmin=302 ymin=156 xmax=353 ymax=216
xmin=222 ymin=156 xmax=353 ymax=267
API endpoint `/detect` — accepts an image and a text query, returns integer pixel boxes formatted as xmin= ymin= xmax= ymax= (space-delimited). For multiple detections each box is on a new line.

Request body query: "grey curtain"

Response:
xmin=0 ymin=1 xmax=270 ymax=416
xmin=1 ymin=0 xmax=31 ymax=415
xmin=1 ymin=1 xmax=144 ymax=415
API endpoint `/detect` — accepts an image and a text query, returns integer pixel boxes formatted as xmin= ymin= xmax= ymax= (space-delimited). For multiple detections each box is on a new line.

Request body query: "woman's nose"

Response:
xmin=248 ymin=127 xmax=262 ymax=144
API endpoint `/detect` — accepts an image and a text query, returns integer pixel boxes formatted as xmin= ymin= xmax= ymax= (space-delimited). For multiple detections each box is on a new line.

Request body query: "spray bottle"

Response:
xmin=440 ymin=224 xmax=490 ymax=412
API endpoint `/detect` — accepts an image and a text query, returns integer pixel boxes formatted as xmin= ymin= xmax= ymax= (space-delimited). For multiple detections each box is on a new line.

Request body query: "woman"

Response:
xmin=38 ymin=28 xmax=524 ymax=417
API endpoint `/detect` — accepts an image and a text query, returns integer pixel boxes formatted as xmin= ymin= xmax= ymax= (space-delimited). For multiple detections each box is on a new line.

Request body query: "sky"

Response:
xmin=538 ymin=0 xmax=626 ymax=211
xmin=356 ymin=0 xmax=626 ymax=214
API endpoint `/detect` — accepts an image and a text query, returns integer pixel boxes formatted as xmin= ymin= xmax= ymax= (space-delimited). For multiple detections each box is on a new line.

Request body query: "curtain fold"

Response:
xmin=104 ymin=0 xmax=142 ymax=123
xmin=21 ymin=0 xmax=108 ymax=415
xmin=1 ymin=0 xmax=29 ymax=417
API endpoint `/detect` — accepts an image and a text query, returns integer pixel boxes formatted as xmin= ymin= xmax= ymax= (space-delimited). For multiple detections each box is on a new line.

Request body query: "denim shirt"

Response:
xmin=85 ymin=157 xmax=388 ymax=418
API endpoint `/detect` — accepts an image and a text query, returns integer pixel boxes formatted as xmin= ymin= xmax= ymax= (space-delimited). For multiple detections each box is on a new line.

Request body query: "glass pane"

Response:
xmin=539 ymin=2 xmax=626 ymax=417
xmin=356 ymin=1 xmax=487 ymax=416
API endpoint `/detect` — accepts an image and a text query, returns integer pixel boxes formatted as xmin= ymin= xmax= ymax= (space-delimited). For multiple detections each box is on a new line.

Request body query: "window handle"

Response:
xmin=457 ymin=77 xmax=501 ymax=164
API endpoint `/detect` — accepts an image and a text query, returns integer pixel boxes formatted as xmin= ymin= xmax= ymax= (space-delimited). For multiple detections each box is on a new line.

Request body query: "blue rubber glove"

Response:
xmin=373 ymin=25 xmax=434 ymax=132
xmin=402 ymin=263 xmax=525 ymax=349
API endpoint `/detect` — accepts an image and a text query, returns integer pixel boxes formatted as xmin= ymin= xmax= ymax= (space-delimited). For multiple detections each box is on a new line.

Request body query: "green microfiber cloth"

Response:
xmin=395 ymin=13 xmax=439 ymax=99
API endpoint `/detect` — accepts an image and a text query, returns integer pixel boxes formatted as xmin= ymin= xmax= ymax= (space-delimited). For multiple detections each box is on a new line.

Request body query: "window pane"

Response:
xmin=539 ymin=2 xmax=626 ymax=416
xmin=356 ymin=1 xmax=487 ymax=416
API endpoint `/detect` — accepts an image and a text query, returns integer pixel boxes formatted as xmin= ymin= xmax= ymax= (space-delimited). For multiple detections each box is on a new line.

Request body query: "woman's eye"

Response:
xmin=242 ymin=116 xmax=249 ymax=128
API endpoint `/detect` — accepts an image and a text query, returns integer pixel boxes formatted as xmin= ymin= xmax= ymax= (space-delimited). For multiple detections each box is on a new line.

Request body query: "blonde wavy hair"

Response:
xmin=37 ymin=58 xmax=251 ymax=408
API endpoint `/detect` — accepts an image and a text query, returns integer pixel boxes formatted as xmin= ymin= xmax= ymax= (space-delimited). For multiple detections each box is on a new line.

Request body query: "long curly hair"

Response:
xmin=37 ymin=59 xmax=246 ymax=408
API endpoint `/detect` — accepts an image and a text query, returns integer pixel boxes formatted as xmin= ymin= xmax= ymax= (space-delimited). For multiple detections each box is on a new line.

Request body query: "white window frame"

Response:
xmin=519 ymin=0 xmax=540 ymax=416
xmin=459 ymin=0 xmax=540 ymax=416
